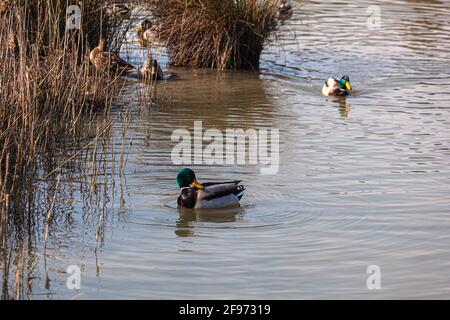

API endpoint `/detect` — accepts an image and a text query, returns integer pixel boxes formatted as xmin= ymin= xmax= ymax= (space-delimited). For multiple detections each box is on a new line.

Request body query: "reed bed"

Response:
xmin=144 ymin=0 xmax=284 ymax=70
xmin=0 ymin=0 xmax=131 ymax=235
xmin=0 ymin=1 xmax=136 ymax=300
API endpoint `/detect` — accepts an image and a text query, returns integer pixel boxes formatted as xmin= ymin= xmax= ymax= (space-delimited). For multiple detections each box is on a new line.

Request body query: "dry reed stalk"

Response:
xmin=44 ymin=174 xmax=61 ymax=246
xmin=0 ymin=194 xmax=8 ymax=250
xmin=119 ymin=112 xmax=130 ymax=208
xmin=13 ymin=242 xmax=24 ymax=300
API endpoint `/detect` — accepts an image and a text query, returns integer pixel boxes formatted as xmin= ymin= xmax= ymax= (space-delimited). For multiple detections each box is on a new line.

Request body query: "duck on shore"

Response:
xmin=89 ymin=38 xmax=136 ymax=74
xmin=176 ymin=168 xmax=245 ymax=209
xmin=322 ymin=75 xmax=352 ymax=96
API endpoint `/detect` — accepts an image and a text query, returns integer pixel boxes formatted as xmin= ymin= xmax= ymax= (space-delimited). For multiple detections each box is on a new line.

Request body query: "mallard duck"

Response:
xmin=136 ymin=19 xmax=159 ymax=46
xmin=140 ymin=55 xmax=164 ymax=81
xmin=89 ymin=38 xmax=136 ymax=74
xmin=176 ymin=168 xmax=245 ymax=209
xmin=322 ymin=75 xmax=352 ymax=96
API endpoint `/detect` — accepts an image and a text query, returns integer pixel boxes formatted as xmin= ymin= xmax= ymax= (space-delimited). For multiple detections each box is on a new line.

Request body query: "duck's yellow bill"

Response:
xmin=151 ymin=66 xmax=156 ymax=76
xmin=192 ymin=181 xmax=204 ymax=189
xmin=346 ymin=81 xmax=352 ymax=90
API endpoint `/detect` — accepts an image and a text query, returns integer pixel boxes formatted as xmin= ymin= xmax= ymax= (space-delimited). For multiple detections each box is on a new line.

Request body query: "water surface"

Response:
xmin=2 ymin=0 xmax=450 ymax=299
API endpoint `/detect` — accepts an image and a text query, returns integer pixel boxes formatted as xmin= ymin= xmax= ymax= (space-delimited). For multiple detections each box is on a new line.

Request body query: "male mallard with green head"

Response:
xmin=89 ymin=38 xmax=136 ymax=74
xmin=176 ymin=168 xmax=245 ymax=209
xmin=322 ymin=75 xmax=352 ymax=96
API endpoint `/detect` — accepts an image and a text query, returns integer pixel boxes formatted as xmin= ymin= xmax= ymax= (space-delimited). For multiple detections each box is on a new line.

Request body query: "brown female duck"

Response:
xmin=89 ymin=38 xmax=135 ymax=74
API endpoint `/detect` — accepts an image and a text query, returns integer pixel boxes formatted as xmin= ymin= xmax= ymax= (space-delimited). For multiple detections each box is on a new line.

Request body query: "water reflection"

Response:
xmin=176 ymin=207 xmax=245 ymax=237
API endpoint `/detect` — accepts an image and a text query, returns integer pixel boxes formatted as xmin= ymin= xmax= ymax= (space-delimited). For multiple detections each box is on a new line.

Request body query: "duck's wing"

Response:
xmin=195 ymin=184 xmax=245 ymax=209
xmin=328 ymin=87 xmax=349 ymax=96
xmin=200 ymin=183 xmax=245 ymax=201
xmin=334 ymin=88 xmax=349 ymax=96
xmin=195 ymin=193 xmax=241 ymax=209
xmin=109 ymin=53 xmax=136 ymax=74
xmin=202 ymin=180 xmax=242 ymax=187
xmin=156 ymin=64 xmax=164 ymax=80
xmin=94 ymin=52 xmax=135 ymax=74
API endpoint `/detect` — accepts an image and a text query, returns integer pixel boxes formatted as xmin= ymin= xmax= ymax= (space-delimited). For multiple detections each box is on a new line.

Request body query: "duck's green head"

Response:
xmin=339 ymin=75 xmax=352 ymax=91
xmin=176 ymin=168 xmax=204 ymax=189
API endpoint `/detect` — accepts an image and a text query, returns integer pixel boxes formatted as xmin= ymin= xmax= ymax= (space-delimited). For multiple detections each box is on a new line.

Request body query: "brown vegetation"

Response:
xmin=0 ymin=0 xmax=130 ymax=225
xmin=144 ymin=0 xmax=284 ymax=70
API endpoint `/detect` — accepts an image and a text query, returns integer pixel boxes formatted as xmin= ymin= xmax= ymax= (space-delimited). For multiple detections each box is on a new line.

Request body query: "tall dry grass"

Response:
xmin=0 ymin=1 xmax=130 ymax=231
xmin=144 ymin=0 xmax=283 ymax=70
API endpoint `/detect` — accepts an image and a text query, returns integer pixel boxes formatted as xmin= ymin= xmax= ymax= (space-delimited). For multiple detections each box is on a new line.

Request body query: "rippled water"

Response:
xmin=3 ymin=0 xmax=450 ymax=299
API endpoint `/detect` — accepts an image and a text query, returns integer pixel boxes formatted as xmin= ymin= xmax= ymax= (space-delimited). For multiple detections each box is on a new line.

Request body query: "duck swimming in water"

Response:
xmin=140 ymin=55 xmax=164 ymax=81
xmin=322 ymin=75 xmax=352 ymax=96
xmin=176 ymin=168 xmax=245 ymax=209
